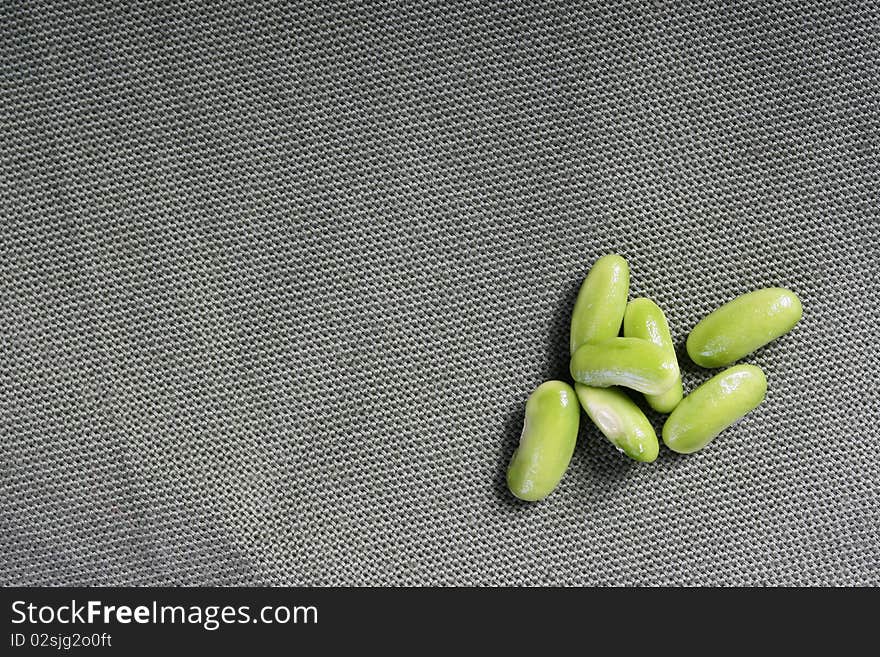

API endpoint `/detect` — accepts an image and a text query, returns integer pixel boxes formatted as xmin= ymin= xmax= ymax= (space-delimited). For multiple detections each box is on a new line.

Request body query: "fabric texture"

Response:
xmin=1 ymin=0 xmax=878 ymax=586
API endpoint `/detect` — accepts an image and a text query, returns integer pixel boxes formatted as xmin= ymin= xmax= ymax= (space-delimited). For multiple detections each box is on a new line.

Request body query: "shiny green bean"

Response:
xmin=623 ymin=298 xmax=684 ymax=413
xmin=569 ymin=254 xmax=629 ymax=354
xmin=663 ymin=364 xmax=767 ymax=454
xmin=687 ymin=288 xmax=802 ymax=368
xmin=570 ymin=337 xmax=679 ymax=395
xmin=507 ymin=381 xmax=580 ymax=501
xmin=575 ymin=384 xmax=659 ymax=462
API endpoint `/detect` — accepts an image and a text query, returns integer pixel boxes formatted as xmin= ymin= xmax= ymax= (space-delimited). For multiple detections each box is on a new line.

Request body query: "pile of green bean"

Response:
xmin=507 ymin=255 xmax=802 ymax=502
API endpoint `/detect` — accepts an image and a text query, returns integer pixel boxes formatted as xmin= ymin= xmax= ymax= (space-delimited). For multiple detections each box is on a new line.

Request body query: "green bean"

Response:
xmin=663 ymin=364 xmax=767 ymax=454
xmin=575 ymin=384 xmax=659 ymax=462
xmin=569 ymin=254 xmax=629 ymax=354
xmin=623 ymin=298 xmax=683 ymax=413
xmin=570 ymin=337 xmax=679 ymax=395
xmin=507 ymin=381 xmax=580 ymax=501
xmin=687 ymin=288 xmax=802 ymax=368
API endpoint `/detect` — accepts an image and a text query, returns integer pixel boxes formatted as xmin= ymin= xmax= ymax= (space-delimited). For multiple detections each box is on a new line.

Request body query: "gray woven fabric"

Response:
xmin=1 ymin=0 xmax=878 ymax=586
